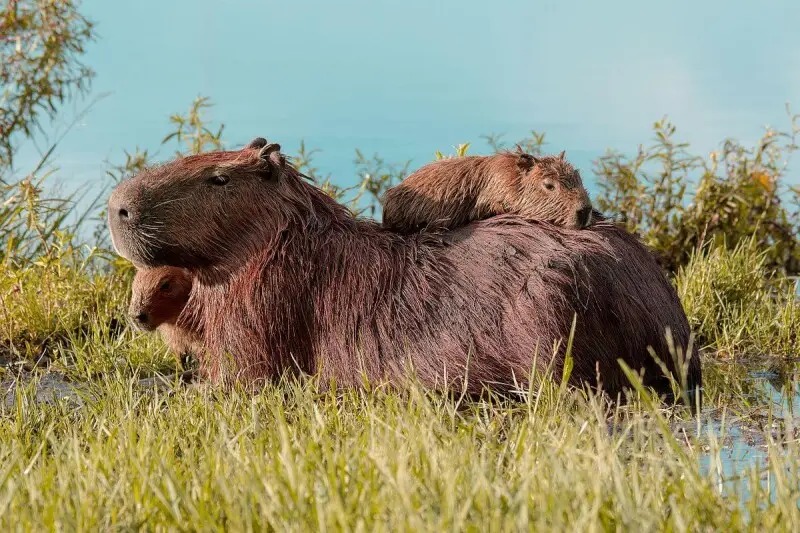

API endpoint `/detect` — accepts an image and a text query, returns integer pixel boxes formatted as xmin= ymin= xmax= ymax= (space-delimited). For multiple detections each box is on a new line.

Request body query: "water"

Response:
xmin=696 ymin=359 xmax=800 ymax=505
xmin=0 ymin=367 xmax=199 ymax=410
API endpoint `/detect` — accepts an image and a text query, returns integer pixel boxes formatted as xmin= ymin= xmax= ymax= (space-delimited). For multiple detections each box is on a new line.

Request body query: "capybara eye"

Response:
xmin=159 ymin=280 xmax=171 ymax=291
xmin=543 ymin=181 xmax=556 ymax=192
xmin=208 ymin=175 xmax=230 ymax=186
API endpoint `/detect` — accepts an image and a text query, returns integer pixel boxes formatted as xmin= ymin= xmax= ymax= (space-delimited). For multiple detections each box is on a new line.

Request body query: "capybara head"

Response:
xmin=128 ymin=266 xmax=193 ymax=331
xmin=508 ymin=148 xmax=593 ymax=229
xmin=108 ymin=138 xmax=295 ymax=278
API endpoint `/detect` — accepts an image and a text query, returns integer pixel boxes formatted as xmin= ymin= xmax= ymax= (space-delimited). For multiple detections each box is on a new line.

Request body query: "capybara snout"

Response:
xmin=107 ymin=179 xmax=142 ymax=261
xmin=131 ymin=310 xmax=150 ymax=330
xmin=107 ymin=184 xmax=132 ymax=226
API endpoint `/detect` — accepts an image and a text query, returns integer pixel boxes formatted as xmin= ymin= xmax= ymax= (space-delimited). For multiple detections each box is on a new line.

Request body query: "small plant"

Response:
xmin=482 ymin=130 xmax=548 ymax=156
xmin=1 ymin=168 xmax=73 ymax=263
xmin=352 ymin=149 xmax=409 ymax=217
xmin=434 ymin=142 xmax=471 ymax=160
xmin=161 ymin=96 xmax=225 ymax=156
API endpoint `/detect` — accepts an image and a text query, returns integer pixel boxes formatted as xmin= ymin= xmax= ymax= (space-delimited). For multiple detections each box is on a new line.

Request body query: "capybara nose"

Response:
xmin=113 ymin=204 xmax=135 ymax=225
xmin=576 ymin=206 xmax=593 ymax=228
xmin=108 ymin=190 xmax=136 ymax=225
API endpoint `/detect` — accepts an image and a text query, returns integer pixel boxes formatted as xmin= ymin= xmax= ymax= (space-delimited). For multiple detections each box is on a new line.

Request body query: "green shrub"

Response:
xmin=0 ymin=0 xmax=95 ymax=170
xmin=594 ymin=113 xmax=800 ymax=276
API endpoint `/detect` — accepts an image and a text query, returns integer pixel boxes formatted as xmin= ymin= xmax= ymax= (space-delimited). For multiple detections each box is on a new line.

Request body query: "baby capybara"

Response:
xmin=108 ymin=137 xmax=701 ymax=406
xmin=382 ymin=148 xmax=595 ymax=233
xmin=128 ymin=266 xmax=202 ymax=368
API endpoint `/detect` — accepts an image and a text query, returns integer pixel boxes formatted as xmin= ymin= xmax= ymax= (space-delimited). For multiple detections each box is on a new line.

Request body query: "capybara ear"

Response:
xmin=258 ymin=143 xmax=285 ymax=181
xmin=516 ymin=152 xmax=538 ymax=172
xmin=245 ymin=137 xmax=268 ymax=150
xmin=514 ymin=145 xmax=541 ymax=172
xmin=269 ymin=151 xmax=286 ymax=170
xmin=257 ymin=142 xmax=281 ymax=160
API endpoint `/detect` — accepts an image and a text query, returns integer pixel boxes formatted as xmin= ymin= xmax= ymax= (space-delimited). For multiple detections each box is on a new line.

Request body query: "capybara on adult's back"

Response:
xmin=382 ymin=150 xmax=595 ymax=233
xmin=107 ymin=137 xmax=701 ymax=403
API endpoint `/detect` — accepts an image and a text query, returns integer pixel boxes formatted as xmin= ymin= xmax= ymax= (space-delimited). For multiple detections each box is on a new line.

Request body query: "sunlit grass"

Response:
xmin=0 ymin=243 xmax=176 ymax=378
xmin=1 ymin=367 xmax=799 ymax=531
xmin=676 ymin=238 xmax=800 ymax=358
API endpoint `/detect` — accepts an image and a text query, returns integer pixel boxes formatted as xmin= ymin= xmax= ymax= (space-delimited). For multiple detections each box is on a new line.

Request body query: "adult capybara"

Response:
xmin=107 ymin=137 xmax=701 ymax=404
xmin=128 ymin=266 xmax=203 ymax=368
xmin=382 ymin=149 xmax=595 ymax=233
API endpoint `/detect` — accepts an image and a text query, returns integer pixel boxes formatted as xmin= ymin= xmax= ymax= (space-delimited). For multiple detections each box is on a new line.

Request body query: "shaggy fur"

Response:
xmin=129 ymin=266 xmax=203 ymax=366
xmin=108 ymin=138 xmax=701 ymax=402
xmin=382 ymin=149 xmax=594 ymax=233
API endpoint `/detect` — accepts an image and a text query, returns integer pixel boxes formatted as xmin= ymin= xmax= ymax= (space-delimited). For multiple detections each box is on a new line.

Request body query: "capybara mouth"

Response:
xmin=108 ymin=210 xmax=198 ymax=269
xmin=109 ymin=227 xmax=149 ymax=266
xmin=568 ymin=206 xmax=594 ymax=230
xmin=129 ymin=313 xmax=157 ymax=332
xmin=132 ymin=321 xmax=157 ymax=333
xmin=109 ymin=224 xmax=182 ymax=268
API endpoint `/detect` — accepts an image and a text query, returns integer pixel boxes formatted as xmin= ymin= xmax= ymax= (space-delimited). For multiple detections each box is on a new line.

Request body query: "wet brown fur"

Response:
xmin=108 ymin=139 xmax=701 ymax=403
xmin=382 ymin=150 xmax=594 ymax=233
xmin=128 ymin=266 xmax=203 ymax=365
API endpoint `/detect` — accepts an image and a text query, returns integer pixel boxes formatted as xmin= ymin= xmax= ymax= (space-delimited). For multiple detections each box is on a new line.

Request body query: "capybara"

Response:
xmin=108 ymin=137 xmax=701 ymax=405
xmin=382 ymin=148 xmax=595 ymax=233
xmin=128 ymin=266 xmax=202 ymax=369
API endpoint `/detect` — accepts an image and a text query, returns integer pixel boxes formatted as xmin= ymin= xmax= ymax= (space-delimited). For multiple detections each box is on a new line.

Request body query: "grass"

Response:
xmin=1 ymin=370 xmax=799 ymax=531
xmin=676 ymin=237 xmax=800 ymax=357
